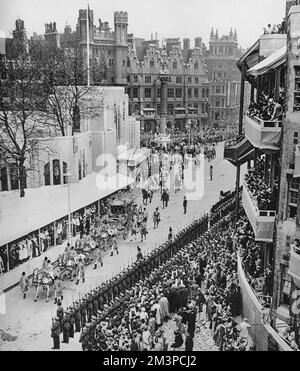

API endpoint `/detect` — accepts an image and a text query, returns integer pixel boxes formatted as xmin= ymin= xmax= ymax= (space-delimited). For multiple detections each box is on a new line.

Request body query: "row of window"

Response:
xmin=212 ymin=85 xmax=227 ymax=94
xmin=130 ymin=75 xmax=201 ymax=84
xmin=130 ymin=87 xmax=209 ymax=99
xmin=132 ymin=102 xmax=209 ymax=116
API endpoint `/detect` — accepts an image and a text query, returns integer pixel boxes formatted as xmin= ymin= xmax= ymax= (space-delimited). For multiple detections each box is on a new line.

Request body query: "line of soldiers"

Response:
xmin=51 ymin=194 xmax=236 ymax=350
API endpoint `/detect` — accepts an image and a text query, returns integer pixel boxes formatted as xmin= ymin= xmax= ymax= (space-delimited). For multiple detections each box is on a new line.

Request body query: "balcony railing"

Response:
xmin=242 ymin=181 xmax=276 ymax=242
xmin=288 ymin=245 xmax=300 ymax=288
xmin=245 ymin=115 xmax=282 ymax=151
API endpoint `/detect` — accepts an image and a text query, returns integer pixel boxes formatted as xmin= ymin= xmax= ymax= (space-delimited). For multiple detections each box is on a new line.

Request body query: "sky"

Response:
xmin=0 ymin=0 xmax=286 ymax=50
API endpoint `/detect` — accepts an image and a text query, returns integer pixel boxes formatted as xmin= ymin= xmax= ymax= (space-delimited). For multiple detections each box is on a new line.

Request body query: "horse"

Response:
xmin=32 ymin=268 xmax=53 ymax=302
xmin=142 ymin=189 xmax=150 ymax=205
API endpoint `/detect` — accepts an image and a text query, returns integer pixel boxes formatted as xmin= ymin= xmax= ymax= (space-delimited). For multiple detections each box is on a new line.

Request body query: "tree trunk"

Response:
xmin=19 ymin=160 xmax=26 ymax=198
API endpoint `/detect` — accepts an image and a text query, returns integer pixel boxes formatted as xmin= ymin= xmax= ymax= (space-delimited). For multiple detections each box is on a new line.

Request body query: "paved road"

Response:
xmin=0 ymin=142 xmax=246 ymax=351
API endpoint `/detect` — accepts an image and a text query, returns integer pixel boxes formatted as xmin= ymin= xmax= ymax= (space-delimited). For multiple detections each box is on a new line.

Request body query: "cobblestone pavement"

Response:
xmin=0 ymin=142 xmax=246 ymax=351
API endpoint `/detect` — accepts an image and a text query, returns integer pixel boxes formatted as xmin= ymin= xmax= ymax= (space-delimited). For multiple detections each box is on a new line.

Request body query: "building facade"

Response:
xmin=206 ymin=28 xmax=242 ymax=123
xmin=126 ymin=37 xmax=209 ymax=132
xmin=224 ymin=0 xmax=300 ymax=350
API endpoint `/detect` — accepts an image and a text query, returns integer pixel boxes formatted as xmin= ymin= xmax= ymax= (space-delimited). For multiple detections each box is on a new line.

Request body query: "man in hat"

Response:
xmin=74 ymin=302 xmax=81 ymax=332
xmin=51 ymin=316 xmax=61 ymax=350
xmin=61 ymin=310 xmax=71 ymax=344
xmin=94 ymin=246 xmax=103 ymax=270
xmin=56 ymin=300 xmax=64 ymax=329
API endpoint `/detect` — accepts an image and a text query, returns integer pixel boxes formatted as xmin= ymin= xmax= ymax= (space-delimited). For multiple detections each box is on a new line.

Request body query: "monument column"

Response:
xmin=158 ymin=71 xmax=170 ymax=135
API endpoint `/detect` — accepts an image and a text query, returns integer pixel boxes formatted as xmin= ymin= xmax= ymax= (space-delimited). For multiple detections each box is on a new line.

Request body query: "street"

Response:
xmin=0 ymin=142 xmax=246 ymax=351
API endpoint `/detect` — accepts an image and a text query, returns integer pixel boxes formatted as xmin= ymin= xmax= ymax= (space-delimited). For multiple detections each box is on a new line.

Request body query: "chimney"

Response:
xmin=195 ymin=37 xmax=202 ymax=48
xmin=183 ymin=38 xmax=190 ymax=50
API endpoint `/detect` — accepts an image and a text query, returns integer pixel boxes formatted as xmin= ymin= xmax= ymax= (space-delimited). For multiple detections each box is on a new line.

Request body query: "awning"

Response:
xmin=247 ymin=46 xmax=287 ymax=76
xmin=237 ymin=40 xmax=260 ymax=73
xmin=0 ymin=172 xmax=135 ymax=246
xmin=118 ymin=148 xmax=150 ymax=166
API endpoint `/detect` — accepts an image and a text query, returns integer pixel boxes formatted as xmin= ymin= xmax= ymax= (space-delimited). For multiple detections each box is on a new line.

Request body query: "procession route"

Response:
xmin=0 ymin=142 xmax=246 ymax=351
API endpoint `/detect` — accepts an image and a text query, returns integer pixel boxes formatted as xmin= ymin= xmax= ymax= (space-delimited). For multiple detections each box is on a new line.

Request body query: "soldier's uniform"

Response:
xmin=51 ymin=317 xmax=61 ymax=350
xmin=61 ymin=311 xmax=71 ymax=344
xmin=68 ymin=308 xmax=75 ymax=338
xmin=74 ymin=302 xmax=81 ymax=333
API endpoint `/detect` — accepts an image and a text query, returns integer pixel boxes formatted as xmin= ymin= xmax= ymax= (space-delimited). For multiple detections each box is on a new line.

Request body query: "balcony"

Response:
xmin=245 ymin=115 xmax=282 ymax=151
xmin=288 ymin=245 xmax=300 ymax=288
xmin=242 ymin=182 xmax=276 ymax=242
xmin=142 ymin=108 xmax=157 ymax=119
xmin=224 ymin=135 xmax=254 ymax=167
xmin=175 ymin=108 xmax=187 ymax=117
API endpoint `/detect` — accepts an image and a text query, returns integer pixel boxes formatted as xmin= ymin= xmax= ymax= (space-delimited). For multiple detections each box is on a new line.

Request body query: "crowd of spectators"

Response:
xmin=235 ymin=217 xmax=273 ymax=302
xmin=72 ymin=205 xmax=257 ymax=352
xmin=263 ymin=20 xmax=285 ymax=35
xmin=244 ymin=163 xmax=278 ymax=211
xmin=247 ymin=92 xmax=283 ymax=123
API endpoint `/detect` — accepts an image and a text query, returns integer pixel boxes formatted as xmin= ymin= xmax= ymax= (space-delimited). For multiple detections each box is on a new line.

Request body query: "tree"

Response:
xmin=0 ymin=55 xmax=52 ymax=197
xmin=34 ymin=40 xmax=103 ymax=136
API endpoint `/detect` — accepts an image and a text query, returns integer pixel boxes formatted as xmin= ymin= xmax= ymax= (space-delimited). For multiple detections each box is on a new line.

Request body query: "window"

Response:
xmin=217 ymin=72 xmax=222 ymax=80
xmin=216 ymin=98 xmax=221 ymax=107
xmin=216 ymin=86 xmax=221 ymax=94
xmin=188 ymin=88 xmax=192 ymax=99
xmin=195 ymin=77 xmax=199 ymax=84
xmin=133 ymin=88 xmax=138 ymax=98
xmin=168 ymin=88 xmax=174 ymax=98
xmin=280 ymin=265 xmax=291 ymax=306
xmin=150 ymin=59 xmax=154 ymax=67
xmin=134 ymin=75 xmax=138 ymax=83
xmin=145 ymin=88 xmax=152 ymax=98
xmin=176 ymin=76 xmax=183 ymax=84
xmin=157 ymin=88 xmax=161 ymax=98
xmin=109 ymin=58 xmax=113 ymax=67
xmin=188 ymin=77 xmax=192 ymax=84
xmin=194 ymin=88 xmax=199 ymax=98
xmin=176 ymin=88 xmax=182 ymax=98
xmin=202 ymin=88 xmax=205 ymax=98
xmin=194 ymin=62 xmax=198 ymax=70
xmin=202 ymin=103 xmax=205 ymax=113
xmin=127 ymin=58 xmax=130 ymax=68
xmin=173 ymin=61 xmax=178 ymax=69
xmin=222 ymin=86 xmax=225 ymax=94
xmin=145 ymin=76 xmax=151 ymax=83
xmin=157 ymin=104 xmax=160 ymax=114
xmin=288 ymin=177 xmax=300 ymax=218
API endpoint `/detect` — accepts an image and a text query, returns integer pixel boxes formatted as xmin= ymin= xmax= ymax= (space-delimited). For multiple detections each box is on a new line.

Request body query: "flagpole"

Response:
xmin=86 ymin=4 xmax=90 ymax=87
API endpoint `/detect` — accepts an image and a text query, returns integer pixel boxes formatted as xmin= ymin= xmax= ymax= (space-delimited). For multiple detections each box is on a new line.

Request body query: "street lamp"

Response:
xmin=63 ymin=170 xmax=72 ymax=242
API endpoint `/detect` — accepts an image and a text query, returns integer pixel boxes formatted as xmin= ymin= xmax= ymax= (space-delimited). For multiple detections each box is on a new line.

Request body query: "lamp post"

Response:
xmin=63 ymin=170 xmax=72 ymax=242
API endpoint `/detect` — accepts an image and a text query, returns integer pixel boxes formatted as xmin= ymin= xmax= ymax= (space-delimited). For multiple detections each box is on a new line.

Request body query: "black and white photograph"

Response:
xmin=0 ymin=0 xmax=299 ymax=356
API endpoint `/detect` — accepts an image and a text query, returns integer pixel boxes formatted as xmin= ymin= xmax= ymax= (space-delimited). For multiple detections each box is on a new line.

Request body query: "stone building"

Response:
xmin=126 ymin=36 xmax=209 ymax=132
xmin=224 ymin=0 xmax=300 ymax=350
xmin=206 ymin=28 xmax=243 ymax=123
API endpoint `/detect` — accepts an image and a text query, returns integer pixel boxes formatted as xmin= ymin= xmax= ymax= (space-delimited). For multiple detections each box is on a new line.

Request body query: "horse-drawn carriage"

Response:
xmin=105 ymin=198 xmax=135 ymax=240
xmin=32 ymin=265 xmax=61 ymax=302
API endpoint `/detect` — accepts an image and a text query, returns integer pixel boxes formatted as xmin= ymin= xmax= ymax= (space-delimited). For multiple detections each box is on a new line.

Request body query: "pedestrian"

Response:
xmin=94 ymin=245 xmax=103 ymax=269
xmin=111 ymin=236 xmax=119 ymax=256
xmin=137 ymin=246 xmax=143 ymax=261
xmin=56 ymin=300 xmax=64 ymax=328
xmin=51 ymin=316 xmax=61 ymax=350
xmin=19 ymin=272 xmax=29 ymax=299
xmin=168 ymin=227 xmax=173 ymax=241
xmin=183 ymin=196 xmax=187 ymax=214
xmin=75 ymin=259 xmax=85 ymax=284
xmin=53 ymin=276 xmax=63 ymax=304
xmin=140 ymin=218 xmax=147 ymax=242
xmin=61 ymin=311 xmax=71 ymax=344
xmin=153 ymin=207 xmax=160 ymax=229
xmin=210 ymin=165 xmax=213 ymax=181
